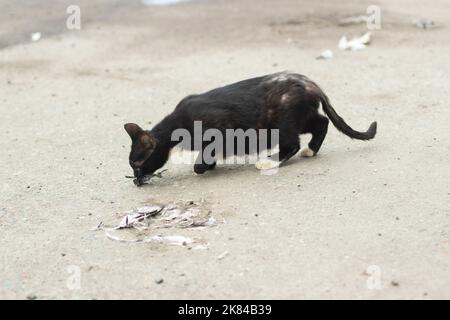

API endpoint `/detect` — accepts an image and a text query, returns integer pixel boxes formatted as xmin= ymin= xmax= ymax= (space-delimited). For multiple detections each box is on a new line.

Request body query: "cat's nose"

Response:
xmin=134 ymin=168 xmax=141 ymax=177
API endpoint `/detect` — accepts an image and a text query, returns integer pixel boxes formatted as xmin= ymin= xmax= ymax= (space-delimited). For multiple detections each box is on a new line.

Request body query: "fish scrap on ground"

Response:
xmin=315 ymin=32 xmax=371 ymax=60
xmin=115 ymin=205 xmax=163 ymax=229
xmin=338 ymin=32 xmax=372 ymax=51
xmin=94 ymin=200 xmax=220 ymax=249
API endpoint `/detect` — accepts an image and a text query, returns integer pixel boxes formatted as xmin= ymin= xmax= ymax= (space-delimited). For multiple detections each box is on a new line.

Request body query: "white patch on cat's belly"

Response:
xmin=300 ymin=147 xmax=315 ymax=157
xmin=255 ymin=159 xmax=280 ymax=170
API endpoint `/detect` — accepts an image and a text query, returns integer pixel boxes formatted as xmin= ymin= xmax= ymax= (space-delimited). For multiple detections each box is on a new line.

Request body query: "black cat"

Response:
xmin=125 ymin=72 xmax=377 ymax=186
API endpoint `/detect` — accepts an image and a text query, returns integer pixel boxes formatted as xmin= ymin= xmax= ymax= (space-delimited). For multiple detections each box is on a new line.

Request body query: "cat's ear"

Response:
xmin=124 ymin=123 xmax=143 ymax=141
xmin=139 ymin=133 xmax=156 ymax=150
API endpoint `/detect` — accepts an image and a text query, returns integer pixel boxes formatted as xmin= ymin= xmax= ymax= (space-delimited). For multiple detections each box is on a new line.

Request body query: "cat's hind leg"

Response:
xmin=255 ymin=129 xmax=300 ymax=170
xmin=273 ymin=140 xmax=300 ymax=164
xmin=300 ymin=114 xmax=329 ymax=157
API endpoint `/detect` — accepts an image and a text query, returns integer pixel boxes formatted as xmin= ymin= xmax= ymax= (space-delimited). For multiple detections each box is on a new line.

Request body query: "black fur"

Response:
xmin=124 ymin=72 xmax=377 ymax=185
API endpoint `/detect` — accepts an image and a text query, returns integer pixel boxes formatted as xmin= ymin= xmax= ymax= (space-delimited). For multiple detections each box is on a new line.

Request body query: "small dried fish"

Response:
xmin=338 ymin=32 xmax=371 ymax=51
xmin=115 ymin=206 xmax=163 ymax=229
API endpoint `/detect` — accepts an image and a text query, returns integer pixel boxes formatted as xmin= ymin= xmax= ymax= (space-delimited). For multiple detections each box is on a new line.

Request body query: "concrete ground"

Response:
xmin=0 ymin=0 xmax=449 ymax=299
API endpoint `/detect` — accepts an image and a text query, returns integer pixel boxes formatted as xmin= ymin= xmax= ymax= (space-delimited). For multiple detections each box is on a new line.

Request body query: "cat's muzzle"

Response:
xmin=133 ymin=175 xmax=152 ymax=187
xmin=133 ymin=168 xmax=144 ymax=186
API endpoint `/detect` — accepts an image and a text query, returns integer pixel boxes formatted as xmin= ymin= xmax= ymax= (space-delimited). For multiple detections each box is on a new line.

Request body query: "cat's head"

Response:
xmin=124 ymin=123 xmax=159 ymax=182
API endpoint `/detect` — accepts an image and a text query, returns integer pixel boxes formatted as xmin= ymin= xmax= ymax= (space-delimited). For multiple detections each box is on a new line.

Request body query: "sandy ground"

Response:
xmin=0 ymin=0 xmax=449 ymax=299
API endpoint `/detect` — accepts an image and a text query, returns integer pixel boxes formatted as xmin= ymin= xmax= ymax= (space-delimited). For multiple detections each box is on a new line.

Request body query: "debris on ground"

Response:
xmin=413 ymin=19 xmax=435 ymax=29
xmin=217 ymin=251 xmax=229 ymax=260
xmin=104 ymin=231 xmax=203 ymax=247
xmin=391 ymin=280 xmax=400 ymax=287
xmin=116 ymin=205 xmax=163 ymax=229
xmin=113 ymin=201 xmax=216 ymax=230
xmin=97 ymin=200 xmax=220 ymax=248
xmin=149 ymin=235 xmax=194 ymax=246
xmin=90 ymin=221 xmax=103 ymax=231
xmin=31 ymin=32 xmax=41 ymax=42
xmin=338 ymin=15 xmax=367 ymax=26
xmin=338 ymin=32 xmax=371 ymax=51
xmin=316 ymin=49 xmax=333 ymax=60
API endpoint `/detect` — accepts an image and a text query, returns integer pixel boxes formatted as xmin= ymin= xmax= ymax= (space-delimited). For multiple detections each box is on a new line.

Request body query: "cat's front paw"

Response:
xmin=255 ymin=159 xmax=280 ymax=170
xmin=300 ymin=147 xmax=315 ymax=157
xmin=194 ymin=162 xmax=216 ymax=174
xmin=194 ymin=164 xmax=208 ymax=174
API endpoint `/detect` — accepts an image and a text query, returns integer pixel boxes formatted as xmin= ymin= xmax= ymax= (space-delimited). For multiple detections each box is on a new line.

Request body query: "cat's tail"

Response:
xmin=319 ymin=91 xmax=377 ymax=141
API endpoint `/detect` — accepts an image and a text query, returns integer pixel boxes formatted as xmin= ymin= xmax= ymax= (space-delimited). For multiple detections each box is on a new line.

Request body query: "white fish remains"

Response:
xmin=99 ymin=201 xmax=219 ymax=248
xmin=338 ymin=32 xmax=372 ymax=51
xmin=116 ymin=206 xmax=163 ymax=229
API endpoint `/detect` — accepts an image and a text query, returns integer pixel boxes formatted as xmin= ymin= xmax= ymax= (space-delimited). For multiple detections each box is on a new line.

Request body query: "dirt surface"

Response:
xmin=1 ymin=0 xmax=449 ymax=299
